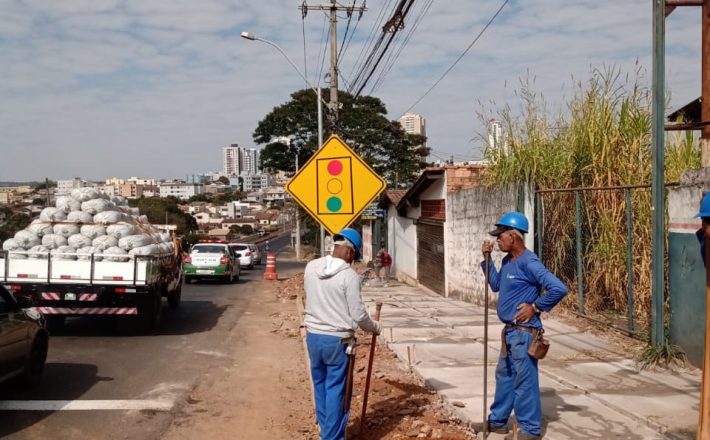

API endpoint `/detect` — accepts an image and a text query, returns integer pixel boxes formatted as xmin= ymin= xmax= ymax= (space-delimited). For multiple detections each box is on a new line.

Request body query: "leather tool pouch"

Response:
xmin=527 ymin=328 xmax=549 ymax=360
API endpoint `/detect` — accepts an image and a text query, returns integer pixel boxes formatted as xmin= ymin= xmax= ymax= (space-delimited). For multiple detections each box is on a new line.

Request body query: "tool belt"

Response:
xmin=501 ymin=323 xmax=550 ymax=360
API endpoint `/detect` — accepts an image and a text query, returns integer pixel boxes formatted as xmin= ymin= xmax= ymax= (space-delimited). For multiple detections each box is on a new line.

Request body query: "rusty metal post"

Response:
xmin=701 ymin=226 xmax=710 ymax=440
xmin=702 ymin=0 xmax=710 ymax=167
xmin=482 ymin=251 xmax=491 ymax=440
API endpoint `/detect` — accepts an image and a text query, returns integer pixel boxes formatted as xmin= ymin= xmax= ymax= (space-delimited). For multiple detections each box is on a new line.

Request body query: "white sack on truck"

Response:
xmin=53 ymin=223 xmax=80 ymax=238
xmin=110 ymin=195 xmax=128 ymax=206
xmin=28 ymin=245 xmax=51 ymax=259
xmin=118 ymin=234 xmax=154 ymax=251
xmin=67 ymin=234 xmax=93 ymax=249
xmin=128 ymin=244 xmax=164 ymax=256
xmin=93 ymin=210 xmax=125 ymax=224
xmin=76 ymin=246 xmax=102 ymax=261
xmin=14 ymin=230 xmax=41 ymax=248
xmin=106 ymin=222 xmax=136 ymax=239
xmin=52 ymin=246 xmax=77 ymax=260
xmin=3 ymin=238 xmax=22 ymax=251
xmin=81 ymin=199 xmax=114 ymax=215
xmin=67 ymin=211 xmax=94 ymax=224
xmin=117 ymin=206 xmax=141 ymax=216
xmin=92 ymin=235 xmax=118 ymax=250
xmin=40 ymin=207 xmax=67 ymax=222
xmin=41 ymin=234 xmax=68 ymax=249
xmin=55 ymin=196 xmax=82 ymax=213
xmin=103 ymin=246 xmax=129 ymax=262
xmin=70 ymin=188 xmax=101 ymax=202
xmin=80 ymin=225 xmax=106 ymax=240
xmin=27 ymin=219 xmax=54 ymax=237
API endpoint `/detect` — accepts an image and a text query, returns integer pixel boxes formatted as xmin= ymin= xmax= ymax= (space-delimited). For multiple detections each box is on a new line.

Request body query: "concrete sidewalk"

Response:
xmin=361 ymin=282 xmax=701 ymax=440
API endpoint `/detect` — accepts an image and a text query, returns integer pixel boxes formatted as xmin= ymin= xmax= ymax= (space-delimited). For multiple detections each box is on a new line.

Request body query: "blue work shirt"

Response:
xmin=481 ymin=249 xmax=568 ymax=329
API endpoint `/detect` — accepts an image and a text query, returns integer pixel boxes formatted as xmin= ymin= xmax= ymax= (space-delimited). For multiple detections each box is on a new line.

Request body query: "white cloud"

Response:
xmin=0 ymin=0 xmax=702 ymax=180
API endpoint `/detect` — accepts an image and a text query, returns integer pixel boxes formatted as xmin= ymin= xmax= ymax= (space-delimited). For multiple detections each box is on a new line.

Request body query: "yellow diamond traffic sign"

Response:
xmin=285 ymin=134 xmax=386 ymax=235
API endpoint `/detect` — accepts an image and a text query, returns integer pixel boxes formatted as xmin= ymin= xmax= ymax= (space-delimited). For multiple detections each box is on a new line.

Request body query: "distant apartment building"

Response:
xmin=57 ymin=177 xmax=91 ymax=195
xmin=399 ymin=112 xmax=427 ymax=160
xmin=158 ymin=182 xmax=205 ymax=200
xmin=118 ymin=183 xmax=158 ymax=199
xmin=127 ymin=177 xmax=156 ymax=186
xmin=486 ymin=118 xmax=508 ymax=153
xmin=231 ymin=173 xmax=275 ymax=192
xmin=0 ymin=186 xmax=31 ymax=205
xmin=105 ymin=178 xmax=125 ymax=186
xmin=240 ymin=148 xmax=260 ymax=175
xmin=97 ymin=184 xmax=117 ymax=197
xmin=223 ymin=145 xmax=241 ymax=176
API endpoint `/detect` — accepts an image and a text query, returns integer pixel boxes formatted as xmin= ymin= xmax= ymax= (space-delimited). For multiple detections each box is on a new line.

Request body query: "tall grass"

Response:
xmin=483 ymin=66 xmax=700 ymax=332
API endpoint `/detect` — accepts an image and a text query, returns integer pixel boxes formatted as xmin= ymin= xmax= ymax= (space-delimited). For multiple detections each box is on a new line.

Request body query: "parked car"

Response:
xmin=228 ymin=243 xmax=254 ymax=270
xmin=183 ymin=240 xmax=240 ymax=283
xmin=249 ymin=244 xmax=262 ymax=265
xmin=0 ymin=285 xmax=49 ymax=387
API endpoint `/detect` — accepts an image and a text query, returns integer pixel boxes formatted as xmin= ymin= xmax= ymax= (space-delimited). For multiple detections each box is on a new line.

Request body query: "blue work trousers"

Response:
xmin=488 ymin=328 xmax=542 ymax=437
xmin=306 ymin=332 xmax=351 ymax=440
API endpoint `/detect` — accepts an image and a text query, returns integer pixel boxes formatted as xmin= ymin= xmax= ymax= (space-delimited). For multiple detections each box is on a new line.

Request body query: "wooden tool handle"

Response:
xmin=374 ymin=301 xmax=383 ymax=321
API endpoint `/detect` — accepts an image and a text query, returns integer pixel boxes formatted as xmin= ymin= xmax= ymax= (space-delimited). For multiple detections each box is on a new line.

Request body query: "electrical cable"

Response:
xmin=401 ymin=0 xmax=509 ymax=114
xmin=347 ymin=0 xmax=393 ymax=90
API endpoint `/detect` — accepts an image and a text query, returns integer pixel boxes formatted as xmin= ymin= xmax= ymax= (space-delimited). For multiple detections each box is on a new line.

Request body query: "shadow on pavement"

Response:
xmin=0 ymin=362 xmax=104 ymax=437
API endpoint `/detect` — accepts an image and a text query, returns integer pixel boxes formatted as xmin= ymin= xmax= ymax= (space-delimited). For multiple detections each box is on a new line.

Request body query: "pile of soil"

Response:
xmin=274 ymin=275 xmax=476 ymax=440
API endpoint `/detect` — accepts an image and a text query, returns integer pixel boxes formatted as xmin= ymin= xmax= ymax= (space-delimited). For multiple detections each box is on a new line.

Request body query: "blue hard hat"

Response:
xmin=490 ymin=211 xmax=529 ymax=235
xmin=333 ymin=228 xmax=362 ymax=258
xmin=697 ymin=193 xmax=710 ymax=218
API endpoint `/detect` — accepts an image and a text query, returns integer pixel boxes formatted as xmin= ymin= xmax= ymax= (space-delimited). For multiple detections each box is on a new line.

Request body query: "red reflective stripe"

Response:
xmin=17 ymin=274 xmax=28 ymax=278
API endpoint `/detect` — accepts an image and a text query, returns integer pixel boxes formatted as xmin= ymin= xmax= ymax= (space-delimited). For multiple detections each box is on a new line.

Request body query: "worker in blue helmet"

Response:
xmin=479 ymin=211 xmax=568 ymax=440
xmin=696 ymin=193 xmax=710 ymax=267
xmin=302 ymin=227 xmax=380 ymax=440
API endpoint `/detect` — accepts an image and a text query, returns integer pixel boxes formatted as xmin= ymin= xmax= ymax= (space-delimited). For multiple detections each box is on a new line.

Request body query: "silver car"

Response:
xmin=228 ymin=243 xmax=254 ymax=270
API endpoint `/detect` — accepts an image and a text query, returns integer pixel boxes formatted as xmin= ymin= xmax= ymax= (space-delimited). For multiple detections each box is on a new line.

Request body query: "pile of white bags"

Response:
xmin=2 ymin=189 xmax=175 ymax=260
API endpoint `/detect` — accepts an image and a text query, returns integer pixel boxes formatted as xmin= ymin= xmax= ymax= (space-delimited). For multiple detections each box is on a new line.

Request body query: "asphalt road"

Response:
xmin=0 ymin=232 xmax=305 ymax=440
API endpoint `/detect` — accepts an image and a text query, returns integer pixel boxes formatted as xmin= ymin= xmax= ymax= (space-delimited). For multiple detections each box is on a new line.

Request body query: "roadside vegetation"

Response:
xmin=482 ymin=66 xmax=698 ymax=366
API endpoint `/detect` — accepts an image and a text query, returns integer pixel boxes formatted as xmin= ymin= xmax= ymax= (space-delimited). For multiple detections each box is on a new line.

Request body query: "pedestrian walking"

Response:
xmin=374 ymin=246 xmax=392 ymax=286
xmin=480 ymin=211 xmax=568 ymax=440
xmin=302 ymin=228 xmax=382 ymax=440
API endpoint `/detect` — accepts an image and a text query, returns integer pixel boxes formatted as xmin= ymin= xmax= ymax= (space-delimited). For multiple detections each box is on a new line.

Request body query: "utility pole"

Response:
xmin=300 ymin=1 xmax=366 ymax=132
xmin=301 ymin=1 xmax=365 ymax=255
xmin=702 ymin=0 xmax=710 ymax=167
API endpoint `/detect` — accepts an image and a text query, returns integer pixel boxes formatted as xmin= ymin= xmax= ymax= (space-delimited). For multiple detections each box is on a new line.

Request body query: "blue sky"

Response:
xmin=0 ymin=0 xmax=702 ymax=181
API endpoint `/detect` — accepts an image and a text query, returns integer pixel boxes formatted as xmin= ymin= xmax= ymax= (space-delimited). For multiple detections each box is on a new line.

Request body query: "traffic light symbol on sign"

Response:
xmin=317 ymin=157 xmax=353 ymax=215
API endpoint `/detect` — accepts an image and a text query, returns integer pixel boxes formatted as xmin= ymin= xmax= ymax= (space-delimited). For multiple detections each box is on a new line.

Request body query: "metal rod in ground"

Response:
xmin=483 ymin=251 xmax=491 ymax=440
xmin=360 ymin=301 xmax=383 ymax=432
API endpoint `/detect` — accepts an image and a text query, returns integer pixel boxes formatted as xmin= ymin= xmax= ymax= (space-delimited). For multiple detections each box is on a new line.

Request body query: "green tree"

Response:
xmin=253 ymin=89 xmax=427 ymax=186
xmin=239 ymin=225 xmax=254 ymax=235
xmin=0 ymin=213 xmax=32 ymax=242
xmin=128 ymin=197 xmax=197 ymax=235
xmin=216 ymin=176 xmax=230 ymax=185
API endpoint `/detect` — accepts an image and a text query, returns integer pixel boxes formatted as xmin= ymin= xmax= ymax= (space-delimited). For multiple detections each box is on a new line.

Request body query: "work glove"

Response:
xmin=373 ymin=320 xmax=382 ymax=336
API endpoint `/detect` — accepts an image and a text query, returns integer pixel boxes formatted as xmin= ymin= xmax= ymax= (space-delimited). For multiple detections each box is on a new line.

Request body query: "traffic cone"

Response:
xmin=263 ymin=252 xmax=278 ymax=281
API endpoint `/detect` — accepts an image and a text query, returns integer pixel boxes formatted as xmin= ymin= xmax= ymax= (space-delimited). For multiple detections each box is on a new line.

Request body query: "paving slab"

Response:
xmin=363 ymin=283 xmax=701 ymax=439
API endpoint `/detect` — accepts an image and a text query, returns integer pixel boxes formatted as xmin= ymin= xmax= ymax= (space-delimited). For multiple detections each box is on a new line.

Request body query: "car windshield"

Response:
xmin=230 ymin=245 xmax=248 ymax=251
xmin=191 ymin=245 xmax=226 ymax=254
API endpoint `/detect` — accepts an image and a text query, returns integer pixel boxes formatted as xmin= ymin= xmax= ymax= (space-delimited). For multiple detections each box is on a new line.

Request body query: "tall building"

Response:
xmin=487 ymin=119 xmax=506 ymax=152
xmin=240 ymin=148 xmax=260 ymax=175
xmin=223 ymin=144 xmax=241 ymax=176
xmin=399 ymin=112 xmax=426 ymax=141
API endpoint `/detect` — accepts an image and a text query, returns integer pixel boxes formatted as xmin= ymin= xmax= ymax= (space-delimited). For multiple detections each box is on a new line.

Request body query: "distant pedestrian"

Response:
xmin=264 ymin=240 xmax=271 ymax=253
xmin=302 ymin=228 xmax=381 ymax=440
xmin=374 ymin=246 xmax=392 ymax=286
xmin=696 ymin=193 xmax=710 ymax=267
xmin=480 ymin=212 xmax=568 ymax=440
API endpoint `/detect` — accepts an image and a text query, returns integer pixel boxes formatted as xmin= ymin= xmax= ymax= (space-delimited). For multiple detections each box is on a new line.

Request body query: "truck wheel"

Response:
xmin=142 ymin=291 xmax=163 ymax=333
xmin=168 ymin=284 xmax=182 ymax=309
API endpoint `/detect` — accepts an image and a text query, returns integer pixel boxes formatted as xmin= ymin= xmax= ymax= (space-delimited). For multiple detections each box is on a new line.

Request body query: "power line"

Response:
xmin=314 ymin=12 xmax=330 ymax=87
xmin=347 ymin=0 xmax=393 ymax=87
xmin=302 ymin=12 xmax=309 ymax=87
xmin=402 ymin=0 xmax=509 ymax=114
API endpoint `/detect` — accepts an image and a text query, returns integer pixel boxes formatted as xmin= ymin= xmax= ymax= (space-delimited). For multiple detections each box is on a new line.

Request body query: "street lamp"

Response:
xmin=241 ymin=31 xmax=326 ymax=258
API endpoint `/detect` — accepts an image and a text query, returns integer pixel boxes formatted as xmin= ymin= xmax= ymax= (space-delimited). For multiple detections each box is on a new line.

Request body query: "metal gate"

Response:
xmin=417 ymin=221 xmax=445 ymax=295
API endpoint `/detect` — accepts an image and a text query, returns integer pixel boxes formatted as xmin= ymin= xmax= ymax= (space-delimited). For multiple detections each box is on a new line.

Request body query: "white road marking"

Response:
xmin=0 ymin=399 xmax=174 ymax=411
xmin=195 ymin=350 xmax=228 ymax=358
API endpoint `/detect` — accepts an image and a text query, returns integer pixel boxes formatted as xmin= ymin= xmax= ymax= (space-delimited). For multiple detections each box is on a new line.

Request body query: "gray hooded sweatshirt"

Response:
xmin=304 ymin=255 xmax=378 ymax=338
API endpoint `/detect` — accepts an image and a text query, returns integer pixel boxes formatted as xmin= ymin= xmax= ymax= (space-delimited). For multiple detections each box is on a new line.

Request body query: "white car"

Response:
xmin=228 ymin=243 xmax=255 ymax=270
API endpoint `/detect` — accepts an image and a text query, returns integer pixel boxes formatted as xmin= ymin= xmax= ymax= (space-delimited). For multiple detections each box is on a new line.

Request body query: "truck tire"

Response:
xmin=141 ymin=290 xmax=163 ymax=333
xmin=168 ymin=283 xmax=182 ymax=309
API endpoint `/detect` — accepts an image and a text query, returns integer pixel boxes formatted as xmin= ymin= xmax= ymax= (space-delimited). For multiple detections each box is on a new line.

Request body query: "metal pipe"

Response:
xmin=573 ymin=312 xmax=644 ymax=340
xmin=665 ymin=0 xmax=703 ymax=5
xmin=360 ymin=301 xmax=383 ymax=432
xmin=482 ymin=252 xmax=491 ymax=440
xmin=535 ymin=192 xmax=543 ymax=259
xmin=575 ymin=191 xmax=584 ymax=315
xmin=651 ymin=0 xmax=666 ymax=348
xmin=625 ymin=188 xmax=635 ymax=334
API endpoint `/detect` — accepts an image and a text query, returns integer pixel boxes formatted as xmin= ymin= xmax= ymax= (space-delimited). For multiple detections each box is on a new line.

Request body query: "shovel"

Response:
xmin=483 ymin=250 xmax=491 ymax=439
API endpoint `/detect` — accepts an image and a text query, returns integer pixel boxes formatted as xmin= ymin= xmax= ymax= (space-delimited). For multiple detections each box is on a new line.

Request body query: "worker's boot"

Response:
xmin=472 ymin=422 xmax=509 ymax=434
